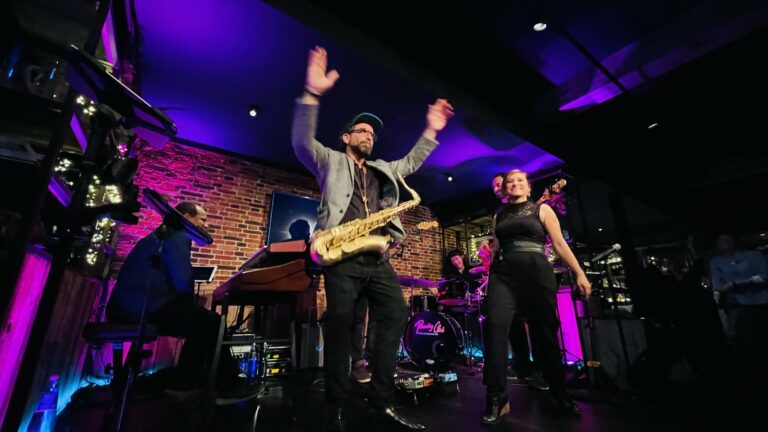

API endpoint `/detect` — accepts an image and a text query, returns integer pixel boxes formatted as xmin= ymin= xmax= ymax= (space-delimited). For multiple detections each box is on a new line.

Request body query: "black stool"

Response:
xmin=83 ymin=323 xmax=160 ymax=432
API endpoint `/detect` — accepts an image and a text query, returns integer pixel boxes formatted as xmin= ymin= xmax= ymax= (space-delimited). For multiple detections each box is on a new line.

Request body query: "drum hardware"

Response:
xmin=457 ymin=290 xmax=485 ymax=375
xmin=468 ymin=266 xmax=489 ymax=275
xmin=436 ymin=279 xmax=469 ymax=307
xmin=394 ymin=370 xmax=459 ymax=404
xmin=401 ymin=311 xmax=464 ymax=372
xmin=409 ymin=291 xmax=437 ymax=314
xmin=435 ymin=278 xmax=487 ymax=373
xmin=396 ymin=310 xmax=462 ymax=400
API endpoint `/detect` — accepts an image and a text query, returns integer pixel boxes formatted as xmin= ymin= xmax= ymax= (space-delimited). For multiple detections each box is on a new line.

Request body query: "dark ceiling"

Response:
xmin=265 ymin=0 xmax=768 ymax=233
xmin=129 ymin=0 xmax=767 ymax=232
xmin=7 ymin=0 xmax=768 ymax=235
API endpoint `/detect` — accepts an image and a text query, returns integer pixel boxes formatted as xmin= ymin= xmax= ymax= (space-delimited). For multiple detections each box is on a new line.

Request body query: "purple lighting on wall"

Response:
xmin=0 ymin=248 xmax=52 ymax=428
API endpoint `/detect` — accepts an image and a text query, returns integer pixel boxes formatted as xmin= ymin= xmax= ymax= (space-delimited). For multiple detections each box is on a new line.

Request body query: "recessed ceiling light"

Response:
xmin=533 ymin=22 xmax=548 ymax=31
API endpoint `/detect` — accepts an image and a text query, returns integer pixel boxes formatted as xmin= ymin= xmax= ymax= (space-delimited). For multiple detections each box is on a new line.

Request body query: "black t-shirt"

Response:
xmin=340 ymin=163 xmax=382 ymax=223
xmin=442 ymin=266 xmax=482 ymax=296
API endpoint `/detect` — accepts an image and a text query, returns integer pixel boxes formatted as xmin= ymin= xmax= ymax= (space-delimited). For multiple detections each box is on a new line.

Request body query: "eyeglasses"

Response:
xmin=347 ymin=128 xmax=377 ymax=141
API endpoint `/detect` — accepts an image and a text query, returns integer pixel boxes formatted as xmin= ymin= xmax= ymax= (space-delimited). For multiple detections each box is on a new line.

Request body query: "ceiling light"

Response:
xmin=598 ymin=228 xmax=603 ymax=232
xmin=533 ymin=22 xmax=547 ymax=31
xmin=648 ymin=122 xmax=659 ymax=129
xmin=248 ymin=104 xmax=260 ymax=117
xmin=446 ymin=173 xmax=453 ymax=182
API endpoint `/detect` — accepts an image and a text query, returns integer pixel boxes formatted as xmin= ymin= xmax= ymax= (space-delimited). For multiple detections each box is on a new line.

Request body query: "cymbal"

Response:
xmin=398 ymin=275 xmax=437 ymax=288
xmin=469 ymin=266 xmax=488 ymax=275
xmin=437 ymin=279 xmax=470 ymax=290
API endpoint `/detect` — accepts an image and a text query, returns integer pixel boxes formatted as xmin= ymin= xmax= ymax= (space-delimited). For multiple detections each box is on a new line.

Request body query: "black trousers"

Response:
xmin=324 ymin=254 xmax=408 ymax=406
xmin=733 ymin=305 xmax=768 ymax=388
xmin=483 ymin=252 xmax=564 ymax=396
xmin=509 ymin=315 xmax=533 ymax=375
xmin=107 ymin=297 xmax=226 ymax=389
xmin=351 ymin=294 xmax=371 ymax=363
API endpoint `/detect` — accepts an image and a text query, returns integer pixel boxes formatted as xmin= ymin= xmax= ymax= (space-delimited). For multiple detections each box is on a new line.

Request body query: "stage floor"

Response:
xmin=59 ymin=360 xmax=753 ymax=431
xmin=252 ymin=364 xmax=687 ymax=432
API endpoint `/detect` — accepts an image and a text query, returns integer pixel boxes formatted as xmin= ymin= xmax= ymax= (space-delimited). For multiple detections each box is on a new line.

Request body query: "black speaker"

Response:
xmin=299 ymin=323 xmax=324 ymax=369
xmin=578 ymin=317 xmax=647 ymax=390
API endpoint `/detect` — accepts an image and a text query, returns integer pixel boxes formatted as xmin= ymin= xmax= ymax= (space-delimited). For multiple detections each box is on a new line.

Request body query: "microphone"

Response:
xmin=590 ymin=243 xmax=621 ymax=263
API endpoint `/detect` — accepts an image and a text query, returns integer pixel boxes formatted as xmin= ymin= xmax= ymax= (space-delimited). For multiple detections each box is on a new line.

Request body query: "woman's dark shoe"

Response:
xmin=481 ymin=394 xmax=510 ymax=424
xmin=549 ymin=387 xmax=581 ymax=416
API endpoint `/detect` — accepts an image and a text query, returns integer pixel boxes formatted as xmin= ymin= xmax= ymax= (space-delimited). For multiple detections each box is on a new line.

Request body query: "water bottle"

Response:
xmin=27 ymin=375 xmax=59 ymax=432
xmin=238 ymin=356 xmax=248 ymax=378
xmin=246 ymin=343 xmax=260 ymax=385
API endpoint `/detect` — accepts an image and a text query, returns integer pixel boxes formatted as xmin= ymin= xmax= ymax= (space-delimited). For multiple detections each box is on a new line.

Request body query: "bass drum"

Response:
xmin=403 ymin=311 xmax=464 ymax=372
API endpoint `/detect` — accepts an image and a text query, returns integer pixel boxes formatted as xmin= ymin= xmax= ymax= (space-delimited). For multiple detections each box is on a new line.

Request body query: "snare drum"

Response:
xmin=402 ymin=311 xmax=464 ymax=372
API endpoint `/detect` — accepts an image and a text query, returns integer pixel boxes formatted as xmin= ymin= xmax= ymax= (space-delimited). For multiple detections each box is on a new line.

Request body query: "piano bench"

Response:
xmin=83 ymin=323 xmax=160 ymax=381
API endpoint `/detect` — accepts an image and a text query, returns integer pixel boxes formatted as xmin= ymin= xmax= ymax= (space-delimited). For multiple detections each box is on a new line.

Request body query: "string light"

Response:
xmin=86 ymin=217 xmax=117 ymax=266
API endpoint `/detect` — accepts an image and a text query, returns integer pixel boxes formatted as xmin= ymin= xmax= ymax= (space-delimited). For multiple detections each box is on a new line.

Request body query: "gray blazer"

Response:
xmin=291 ymin=102 xmax=438 ymax=241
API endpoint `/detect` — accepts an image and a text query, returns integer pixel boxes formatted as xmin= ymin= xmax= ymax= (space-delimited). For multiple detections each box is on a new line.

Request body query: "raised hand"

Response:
xmin=425 ymin=98 xmax=455 ymax=134
xmin=305 ymin=46 xmax=340 ymax=96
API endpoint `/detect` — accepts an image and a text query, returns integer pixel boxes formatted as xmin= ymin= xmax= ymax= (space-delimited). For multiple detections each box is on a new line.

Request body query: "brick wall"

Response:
xmin=114 ymin=141 xmax=444 ymax=294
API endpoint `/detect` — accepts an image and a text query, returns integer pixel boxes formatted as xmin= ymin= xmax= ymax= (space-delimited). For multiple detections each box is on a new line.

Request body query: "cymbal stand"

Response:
xmin=461 ymin=290 xmax=484 ymax=375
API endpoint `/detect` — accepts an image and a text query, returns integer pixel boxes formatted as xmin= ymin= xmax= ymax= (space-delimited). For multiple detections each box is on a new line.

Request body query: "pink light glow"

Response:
xmin=70 ymin=114 xmax=87 ymax=152
xmin=0 ymin=248 xmax=52 ymax=428
xmin=557 ymin=286 xmax=583 ymax=363
xmin=48 ymin=176 xmax=72 ymax=207
xmin=101 ymin=9 xmax=118 ymax=65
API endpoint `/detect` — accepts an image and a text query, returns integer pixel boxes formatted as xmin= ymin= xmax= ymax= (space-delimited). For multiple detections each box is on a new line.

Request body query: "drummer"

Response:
xmin=440 ymin=249 xmax=483 ymax=300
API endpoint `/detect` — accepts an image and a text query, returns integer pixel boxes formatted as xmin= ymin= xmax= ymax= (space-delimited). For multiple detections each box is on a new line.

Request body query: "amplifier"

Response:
xmin=223 ymin=334 xmax=293 ymax=378
xmin=264 ymin=340 xmax=292 ymax=377
xmin=225 ymin=333 xmax=258 ymax=359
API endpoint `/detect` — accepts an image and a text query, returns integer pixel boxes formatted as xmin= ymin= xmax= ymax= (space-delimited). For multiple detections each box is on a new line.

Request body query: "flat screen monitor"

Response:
xmin=266 ymin=191 xmax=320 ymax=245
xmin=191 ymin=265 xmax=217 ymax=283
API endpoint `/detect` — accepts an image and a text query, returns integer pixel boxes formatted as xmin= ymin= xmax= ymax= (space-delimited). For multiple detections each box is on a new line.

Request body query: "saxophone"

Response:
xmin=310 ymin=172 xmax=420 ymax=266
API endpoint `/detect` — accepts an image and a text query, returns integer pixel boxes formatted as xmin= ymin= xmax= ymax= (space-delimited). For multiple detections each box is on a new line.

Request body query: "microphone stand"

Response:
xmin=565 ymin=269 xmax=618 ymax=399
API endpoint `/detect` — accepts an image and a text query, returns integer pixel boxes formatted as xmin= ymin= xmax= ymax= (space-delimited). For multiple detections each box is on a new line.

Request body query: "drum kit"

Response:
xmin=396 ymin=268 xmax=489 ymax=373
